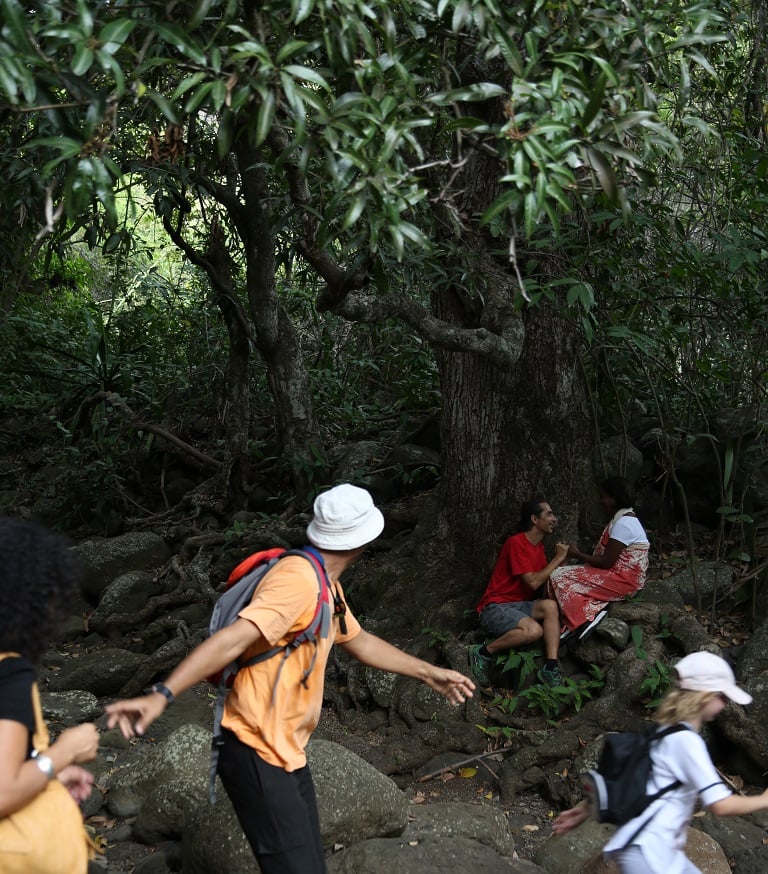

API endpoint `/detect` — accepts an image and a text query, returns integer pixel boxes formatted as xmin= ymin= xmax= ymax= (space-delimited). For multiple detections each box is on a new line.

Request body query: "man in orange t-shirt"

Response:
xmin=106 ymin=484 xmax=475 ymax=874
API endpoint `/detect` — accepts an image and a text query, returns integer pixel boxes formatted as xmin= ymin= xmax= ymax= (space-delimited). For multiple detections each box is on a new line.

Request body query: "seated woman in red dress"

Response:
xmin=548 ymin=477 xmax=649 ymax=638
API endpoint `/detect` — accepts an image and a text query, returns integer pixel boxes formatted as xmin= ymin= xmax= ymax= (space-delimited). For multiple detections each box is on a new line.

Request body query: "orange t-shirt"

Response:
xmin=221 ymin=554 xmax=360 ymax=771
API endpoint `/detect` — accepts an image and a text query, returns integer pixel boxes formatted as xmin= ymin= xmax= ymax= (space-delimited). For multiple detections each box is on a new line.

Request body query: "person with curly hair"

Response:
xmin=553 ymin=652 xmax=768 ymax=873
xmin=0 ymin=517 xmax=100 ymax=872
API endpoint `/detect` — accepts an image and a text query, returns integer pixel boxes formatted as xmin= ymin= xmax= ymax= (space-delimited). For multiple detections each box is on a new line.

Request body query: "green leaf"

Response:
xmin=148 ymin=23 xmax=207 ymax=65
xmin=428 ymin=82 xmax=507 ymax=104
xmin=96 ymin=49 xmax=126 ymax=97
xmin=343 ymin=194 xmax=367 ymax=229
xmin=723 ymin=443 xmax=734 ymax=490
xmin=291 ymin=0 xmax=316 ymax=25
xmin=0 ymin=58 xmax=19 ymax=102
xmin=585 ymin=146 xmax=619 ymax=204
xmin=276 ymin=40 xmax=311 ymax=64
xmin=146 ymin=90 xmax=182 ymax=124
xmin=184 ymin=81 xmax=213 ymax=113
xmin=254 ymin=89 xmax=275 ymax=146
xmin=71 ymin=45 xmax=94 ymax=76
xmin=217 ymin=110 xmax=234 ymax=158
xmin=173 ymin=72 xmax=209 ymax=100
xmin=451 ymin=0 xmax=471 ymax=32
xmin=188 ymin=0 xmax=216 ymax=29
xmin=283 ymin=64 xmax=329 ymax=90
xmin=76 ymin=0 xmax=94 ymax=37
xmin=0 ymin=0 xmax=35 ymax=50
xmin=99 ymin=18 xmax=136 ymax=50
xmin=580 ymin=74 xmax=606 ymax=132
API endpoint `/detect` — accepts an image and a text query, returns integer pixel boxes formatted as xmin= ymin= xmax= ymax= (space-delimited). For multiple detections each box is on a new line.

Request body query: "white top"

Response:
xmin=609 ymin=509 xmax=649 ymax=547
xmin=604 ymin=724 xmax=730 ymax=873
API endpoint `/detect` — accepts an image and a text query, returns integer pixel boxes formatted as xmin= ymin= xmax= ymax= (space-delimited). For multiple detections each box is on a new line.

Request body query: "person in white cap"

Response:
xmin=106 ymin=484 xmax=475 ymax=874
xmin=552 ymin=650 xmax=768 ymax=873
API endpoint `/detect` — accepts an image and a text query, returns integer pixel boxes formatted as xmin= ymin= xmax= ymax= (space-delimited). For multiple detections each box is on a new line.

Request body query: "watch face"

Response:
xmin=33 ymin=752 xmax=55 ymax=779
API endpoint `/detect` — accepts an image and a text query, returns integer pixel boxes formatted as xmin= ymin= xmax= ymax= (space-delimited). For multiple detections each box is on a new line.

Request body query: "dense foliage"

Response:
xmin=1 ymin=0 xmax=766 ymax=573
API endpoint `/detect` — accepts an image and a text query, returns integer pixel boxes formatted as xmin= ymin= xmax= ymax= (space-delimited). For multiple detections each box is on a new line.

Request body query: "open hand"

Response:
xmin=424 ymin=668 xmax=475 ymax=705
xmin=105 ymin=692 xmax=168 ymax=738
xmin=552 ymin=801 xmax=589 ymax=835
xmin=58 ymin=765 xmax=94 ymax=803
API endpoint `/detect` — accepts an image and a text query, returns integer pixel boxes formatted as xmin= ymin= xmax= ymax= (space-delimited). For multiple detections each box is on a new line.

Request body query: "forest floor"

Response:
xmin=314 ymin=706 xmax=556 ymax=863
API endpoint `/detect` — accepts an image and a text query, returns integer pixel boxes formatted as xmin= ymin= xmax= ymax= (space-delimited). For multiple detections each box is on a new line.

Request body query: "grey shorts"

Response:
xmin=479 ymin=601 xmax=536 ymax=636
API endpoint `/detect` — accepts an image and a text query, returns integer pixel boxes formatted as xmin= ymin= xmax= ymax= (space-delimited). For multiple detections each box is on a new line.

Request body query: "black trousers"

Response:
xmin=217 ymin=728 xmax=326 ymax=874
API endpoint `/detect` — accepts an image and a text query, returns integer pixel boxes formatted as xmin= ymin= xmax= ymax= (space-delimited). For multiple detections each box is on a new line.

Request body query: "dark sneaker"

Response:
xmin=538 ymin=664 xmax=563 ymax=687
xmin=467 ymin=644 xmax=492 ymax=686
xmin=578 ymin=609 xmax=608 ymax=641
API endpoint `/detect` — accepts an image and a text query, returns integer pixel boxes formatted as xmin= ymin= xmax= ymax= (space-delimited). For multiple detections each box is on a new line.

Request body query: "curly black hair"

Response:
xmin=599 ymin=476 xmax=636 ymax=509
xmin=0 ymin=517 xmax=81 ymax=663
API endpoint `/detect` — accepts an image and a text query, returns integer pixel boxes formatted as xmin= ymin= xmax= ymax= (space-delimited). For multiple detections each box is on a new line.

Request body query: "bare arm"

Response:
xmin=0 ymin=719 xmax=99 ymax=817
xmin=340 ymin=630 xmax=475 ymax=705
xmin=708 ymin=789 xmax=768 ymax=817
xmin=566 ymin=538 xmax=625 ymax=570
xmin=105 ymin=617 xmax=264 ymax=737
xmin=521 ymin=541 xmax=570 ymax=592
xmin=552 ymin=799 xmax=590 ymax=835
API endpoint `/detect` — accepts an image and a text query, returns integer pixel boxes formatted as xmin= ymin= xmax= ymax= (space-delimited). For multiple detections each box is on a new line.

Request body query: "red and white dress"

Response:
xmin=548 ymin=508 xmax=649 ymax=631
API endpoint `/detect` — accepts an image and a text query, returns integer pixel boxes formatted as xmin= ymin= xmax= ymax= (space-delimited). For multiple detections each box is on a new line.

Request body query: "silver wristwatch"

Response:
xmin=31 ymin=750 xmax=55 ymax=780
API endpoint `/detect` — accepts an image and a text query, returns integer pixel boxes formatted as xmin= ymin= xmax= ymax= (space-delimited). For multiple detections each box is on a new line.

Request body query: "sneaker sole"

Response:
xmin=578 ymin=610 xmax=608 ymax=640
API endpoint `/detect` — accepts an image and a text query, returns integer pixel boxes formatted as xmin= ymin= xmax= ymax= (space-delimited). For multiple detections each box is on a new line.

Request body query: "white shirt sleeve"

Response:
xmin=610 ymin=516 xmax=649 ymax=546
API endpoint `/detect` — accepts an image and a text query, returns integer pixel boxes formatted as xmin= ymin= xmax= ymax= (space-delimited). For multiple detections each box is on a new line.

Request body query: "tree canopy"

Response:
xmin=1 ymin=0 xmax=766 ymax=594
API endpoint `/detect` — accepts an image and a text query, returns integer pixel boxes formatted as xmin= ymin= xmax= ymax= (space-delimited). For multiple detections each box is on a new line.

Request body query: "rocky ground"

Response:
xmin=314 ymin=705 xmax=556 ymax=862
xmin=83 ymin=690 xmax=555 ymax=872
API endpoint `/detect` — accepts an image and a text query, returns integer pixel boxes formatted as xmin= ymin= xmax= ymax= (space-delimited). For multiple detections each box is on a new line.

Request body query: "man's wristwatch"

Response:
xmin=149 ymin=682 xmax=175 ymax=705
xmin=31 ymin=750 xmax=55 ymax=780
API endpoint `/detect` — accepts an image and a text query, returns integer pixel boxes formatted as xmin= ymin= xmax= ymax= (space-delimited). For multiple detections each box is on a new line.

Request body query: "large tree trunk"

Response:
xmin=426 ymin=84 xmax=593 ymax=600
xmin=434 ymin=288 xmax=592 ymax=595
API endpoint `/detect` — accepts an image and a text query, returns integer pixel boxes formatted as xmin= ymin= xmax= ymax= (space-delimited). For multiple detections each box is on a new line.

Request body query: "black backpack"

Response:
xmin=582 ymin=723 xmax=689 ymax=837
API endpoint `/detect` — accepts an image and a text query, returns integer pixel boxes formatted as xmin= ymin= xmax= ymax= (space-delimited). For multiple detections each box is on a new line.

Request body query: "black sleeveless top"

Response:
xmin=0 ymin=655 xmax=36 ymax=744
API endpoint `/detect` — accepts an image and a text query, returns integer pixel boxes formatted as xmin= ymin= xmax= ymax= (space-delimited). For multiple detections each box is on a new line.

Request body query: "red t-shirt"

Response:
xmin=477 ymin=532 xmax=546 ymax=612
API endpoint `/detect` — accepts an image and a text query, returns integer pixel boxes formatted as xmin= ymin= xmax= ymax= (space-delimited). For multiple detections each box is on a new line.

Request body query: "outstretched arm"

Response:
xmin=339 ymin=630 xmax=475 ymax=705
xmin=708 ymin=788 xmax=768 ymax=817
xmin=105 ymin=617 xmax=263 ymax=737
xmin=521 ymin=541 xmax=570 ymax=591
xmin=567 ymin=539 xmax=625 ymax=570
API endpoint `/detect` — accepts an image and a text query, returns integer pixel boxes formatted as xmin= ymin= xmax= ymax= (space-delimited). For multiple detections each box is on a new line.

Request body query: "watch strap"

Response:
xmin=148 ymin=682 xmax=175 ymax=705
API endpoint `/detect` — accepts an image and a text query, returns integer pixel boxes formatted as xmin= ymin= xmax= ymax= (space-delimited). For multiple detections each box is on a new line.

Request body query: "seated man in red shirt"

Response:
xmin=469 ymin=498 xmax=569 ymax=688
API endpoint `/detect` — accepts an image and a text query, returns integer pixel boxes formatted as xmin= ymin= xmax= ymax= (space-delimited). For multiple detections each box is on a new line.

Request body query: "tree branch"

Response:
xmin=267 ymin=125 xmax=369 ymax=308
xmin=82 ymin=391 xmax=222 ymax=470
xmin=333 ymin=292 xmax=520 ymax=369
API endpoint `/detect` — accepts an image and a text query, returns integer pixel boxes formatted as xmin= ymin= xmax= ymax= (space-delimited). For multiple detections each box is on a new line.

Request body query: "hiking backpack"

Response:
xmin=582 ymin=723 xmax=689 ymax=841
xmin=207 ymin=546 xmax=332 ymax=802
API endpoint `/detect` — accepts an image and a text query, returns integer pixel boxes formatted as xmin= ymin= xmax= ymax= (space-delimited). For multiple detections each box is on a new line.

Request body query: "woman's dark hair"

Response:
xmin=0 ymin=518 xmax=80 ymax=663
xmin=513 ymin=497 xmax=548 ymax=533
xmin=599 ymin=477 xmax=636 ymax=509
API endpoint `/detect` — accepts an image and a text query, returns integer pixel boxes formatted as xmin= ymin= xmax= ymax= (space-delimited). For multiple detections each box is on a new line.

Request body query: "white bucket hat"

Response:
xmin=306 ymin=484 xmax=384 ymax=551
xmin=675 ymin=651 xmax=752 ymax=705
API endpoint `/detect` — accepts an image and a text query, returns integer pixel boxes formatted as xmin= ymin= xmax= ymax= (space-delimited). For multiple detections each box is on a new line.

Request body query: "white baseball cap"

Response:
xmin=675 ymin=651 xmax=752 ymax=705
